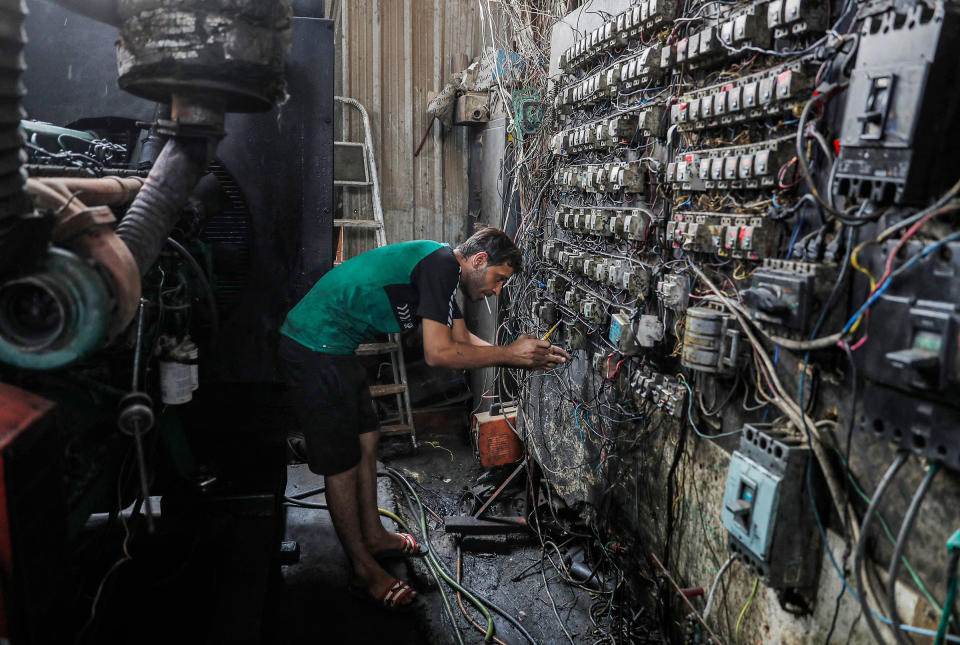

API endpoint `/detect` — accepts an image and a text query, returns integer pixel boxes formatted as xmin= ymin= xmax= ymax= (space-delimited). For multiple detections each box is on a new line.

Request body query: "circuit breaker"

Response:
xmin=834 ymin=1 xmax=960 ymax=203
xmin=855 ymin=239 xmax=960 ymax=471
xmin=630 ymin=365 xmax=685 ymax=417
xmin=740 ymin=259 xmax=832 ymax=333
xmin=721 ymin=425 xmax=821 ymax=589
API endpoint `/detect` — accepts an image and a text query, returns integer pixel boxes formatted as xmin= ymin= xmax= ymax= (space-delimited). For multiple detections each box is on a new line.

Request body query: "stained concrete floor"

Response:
xmin=272 ymin=438 xmax=607 ymax=645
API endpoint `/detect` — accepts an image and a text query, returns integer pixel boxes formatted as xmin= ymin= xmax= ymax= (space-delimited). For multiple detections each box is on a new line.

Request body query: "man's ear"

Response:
xmin=472 ymin=251 xmax=488 ymax=269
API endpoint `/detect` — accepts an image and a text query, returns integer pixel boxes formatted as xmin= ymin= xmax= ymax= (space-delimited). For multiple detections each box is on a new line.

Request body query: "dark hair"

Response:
xmin=455 ymin=227 xmax=522 ymax=272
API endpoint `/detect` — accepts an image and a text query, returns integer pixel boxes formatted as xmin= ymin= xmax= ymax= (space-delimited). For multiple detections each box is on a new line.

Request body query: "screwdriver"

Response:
xmin=541 ymin=321 xmax=560 ymax=341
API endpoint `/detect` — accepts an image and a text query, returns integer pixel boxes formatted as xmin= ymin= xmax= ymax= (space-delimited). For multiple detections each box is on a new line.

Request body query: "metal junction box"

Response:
xmin=721 ymin=424 xmax=821 ymax=590
xmin=456 ymin=92 xmax=492 ymax=124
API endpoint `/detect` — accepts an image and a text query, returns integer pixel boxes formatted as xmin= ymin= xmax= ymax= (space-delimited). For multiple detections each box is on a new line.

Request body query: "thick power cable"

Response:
xmin=887 ymin=463 xmax=940 ymax=645
xmin=855 ymin=452 xmax=909 ymax=644
xmin=703 ymin=555 xmax=735 ymax=623
xmin=386 ymin=467 xmax=542 ymax=645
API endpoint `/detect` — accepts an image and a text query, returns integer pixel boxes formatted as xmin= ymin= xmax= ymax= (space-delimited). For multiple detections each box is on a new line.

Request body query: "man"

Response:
xmin=278 ymin=227 xmax=569 ymax=609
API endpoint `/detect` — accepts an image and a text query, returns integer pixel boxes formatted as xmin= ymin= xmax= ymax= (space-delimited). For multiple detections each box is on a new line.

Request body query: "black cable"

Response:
xmin=794 ymin=93 xmax=883 ymax=226
xmin=886 ymin=464 xmax=940 ymax=645
xmin=854 ymin=452 xmax=909 ymax=644
xmin=385 ymin=468 xmax=541 ymax=645
xmin=283 ymin=496 xmax=327 ymax=509
xmin=289 ymin=486 xmax=326 ymax=500
xmin=165 ymin=237 xmax=219 ymax=347
xmin=825 ymin=581 xmax=846 ymax=644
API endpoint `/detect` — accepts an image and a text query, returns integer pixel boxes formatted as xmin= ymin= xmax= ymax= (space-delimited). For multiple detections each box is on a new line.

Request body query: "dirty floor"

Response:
xmin=273 ymin=437 xmax=616 ymax=645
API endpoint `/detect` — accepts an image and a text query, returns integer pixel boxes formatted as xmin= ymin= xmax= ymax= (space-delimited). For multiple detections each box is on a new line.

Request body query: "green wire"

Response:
xmin=378 ymin=508 xmax=465 ymax=645
xmin=936 ymin=567 xmax=958 ymax=645
xmin=936 ymin=529 xmax=960 ymax=645
xmin=386 ymin=467 xmax=497 ymax=643
xmin=734 ymin=577 xmax=759 ymax=645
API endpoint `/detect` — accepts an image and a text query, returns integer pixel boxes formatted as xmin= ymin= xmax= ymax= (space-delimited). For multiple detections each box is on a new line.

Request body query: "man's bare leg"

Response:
xmin=357 ymin=431 xmax=408 ymax=553
xmin=324 ymin=464 xmax=401 ymax=597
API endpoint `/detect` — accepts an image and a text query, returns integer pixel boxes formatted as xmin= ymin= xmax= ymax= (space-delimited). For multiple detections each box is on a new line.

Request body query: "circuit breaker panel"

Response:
xmin=504 ymin=0 xmax=960 ymax=627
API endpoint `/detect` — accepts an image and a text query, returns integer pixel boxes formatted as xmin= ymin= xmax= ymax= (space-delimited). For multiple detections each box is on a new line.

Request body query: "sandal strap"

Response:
xmin=399 ymin=533 xmax=418 ymax=554
xmin=381 ymin=579 xmax=416 ymax=607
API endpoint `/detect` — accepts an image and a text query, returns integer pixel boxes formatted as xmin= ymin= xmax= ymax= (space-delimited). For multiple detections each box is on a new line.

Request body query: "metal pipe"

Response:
xmin=34 ymin=176 xmax=145 ymax=207
xmin=115 ymin=95 xmax=222 ymax=276
xmin=25 ymin=178 xmax=141 ymax=335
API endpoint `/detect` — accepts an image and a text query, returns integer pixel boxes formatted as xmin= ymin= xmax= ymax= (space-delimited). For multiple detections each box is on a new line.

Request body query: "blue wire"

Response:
xmin=786 ymin=216 xmax=804 ymax=258
xmin=573 ymin=403 xmax=585 ymax=442
xmin=841 ymin=232 xmax=960 ymax=335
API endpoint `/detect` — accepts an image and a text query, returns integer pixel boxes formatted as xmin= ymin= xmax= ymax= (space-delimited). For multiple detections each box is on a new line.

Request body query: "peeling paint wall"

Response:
xmin=325 ymin=0 xmax=482 ymax=255
xmin=521 ymin=357 xmax=958 ymax=643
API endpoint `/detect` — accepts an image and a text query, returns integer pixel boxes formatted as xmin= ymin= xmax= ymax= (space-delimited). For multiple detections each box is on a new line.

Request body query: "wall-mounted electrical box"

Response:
xmin=455 ymin=92 xmax=491 ymax=125
xmin=834 ymin=1 xmax=960 ymax=204
xmin=855 ymin=239 xmax=960 ymax=471
xmin=721 ymin=424 xmax=821 ymax=590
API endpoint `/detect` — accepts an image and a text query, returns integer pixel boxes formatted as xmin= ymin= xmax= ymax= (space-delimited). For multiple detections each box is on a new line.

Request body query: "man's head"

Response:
xmin=454 ymin=227 xmax=522 ymax=302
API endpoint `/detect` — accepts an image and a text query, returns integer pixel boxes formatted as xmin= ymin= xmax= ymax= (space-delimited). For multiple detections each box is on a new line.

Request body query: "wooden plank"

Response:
xmin=355 ymin=342 xmax=400 ymax=354
xmin=369 ymin=384 xmax=407 ymax=397
xmin=379 ymin=424 xmax=412 ymax=436
xmin=334 ymin=219 xmax=381 ymax=229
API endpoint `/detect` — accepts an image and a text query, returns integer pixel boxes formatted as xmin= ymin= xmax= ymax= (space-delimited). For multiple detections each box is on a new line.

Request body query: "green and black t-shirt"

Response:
xmin=280 ymin=240 xmax=463 ymax=354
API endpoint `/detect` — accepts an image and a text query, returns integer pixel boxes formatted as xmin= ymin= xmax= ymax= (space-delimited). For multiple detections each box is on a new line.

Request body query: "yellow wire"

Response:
xmin=423 ymin=440 xmax=454 ymax=461
xmin=735 ymin=577 xmax=759 ymax=645
xmin=848 ymin=240 xmax=878 ymax=334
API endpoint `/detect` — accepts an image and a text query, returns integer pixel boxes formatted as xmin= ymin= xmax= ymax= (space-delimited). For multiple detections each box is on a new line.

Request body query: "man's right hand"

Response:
xmin=508 ymin=334 xmax=570 ymax=370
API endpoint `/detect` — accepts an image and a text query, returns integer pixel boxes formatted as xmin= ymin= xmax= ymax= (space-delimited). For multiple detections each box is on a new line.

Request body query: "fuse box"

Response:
xmin=609 ymin=312 xmax=639 ymax=354
xmin=670 ymin=136 xmax=794 ymax=192
xmin=631 ymin=366 xmax=685 ymax=417
xmin=670 ymin=56 xmax=816 ymax=131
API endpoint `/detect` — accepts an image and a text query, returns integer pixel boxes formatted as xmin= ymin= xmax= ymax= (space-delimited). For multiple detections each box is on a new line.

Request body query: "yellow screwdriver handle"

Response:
xmin=541 ymin=321 xmax=560 ymax=342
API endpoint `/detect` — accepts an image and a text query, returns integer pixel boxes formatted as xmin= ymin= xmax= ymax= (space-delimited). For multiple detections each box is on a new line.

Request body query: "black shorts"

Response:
xmin=279 ymin=334 xmax=379 ymax=476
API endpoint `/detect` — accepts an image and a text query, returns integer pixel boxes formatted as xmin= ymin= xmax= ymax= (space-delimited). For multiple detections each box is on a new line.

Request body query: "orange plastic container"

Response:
xmin=472 ymin=406 xmax=523 ymax=468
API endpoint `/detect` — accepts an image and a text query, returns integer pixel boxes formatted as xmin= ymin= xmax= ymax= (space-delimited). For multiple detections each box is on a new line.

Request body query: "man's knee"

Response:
xmin=359 ymin=431 xmax=379 ymax=457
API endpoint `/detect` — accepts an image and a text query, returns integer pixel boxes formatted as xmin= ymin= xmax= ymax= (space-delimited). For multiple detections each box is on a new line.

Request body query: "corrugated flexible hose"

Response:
xmin=0 ymin=0 xmax=31 ymax=221
xmin=115 ymin=136 xmax=213 ymax=275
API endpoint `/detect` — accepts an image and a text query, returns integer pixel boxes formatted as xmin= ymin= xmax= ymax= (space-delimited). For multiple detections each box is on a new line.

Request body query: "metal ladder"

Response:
xmin=334 ymin=96 xmax=417 ymax=449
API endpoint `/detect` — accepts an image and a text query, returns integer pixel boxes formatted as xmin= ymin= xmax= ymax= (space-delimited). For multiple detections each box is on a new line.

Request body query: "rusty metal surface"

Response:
xmin=329 ymin=0 xmax=480 ymax=255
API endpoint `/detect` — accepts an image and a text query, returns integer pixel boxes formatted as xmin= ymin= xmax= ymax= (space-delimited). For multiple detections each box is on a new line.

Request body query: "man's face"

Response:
xmin=461 ymin=253 xmax=514 ymax=302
